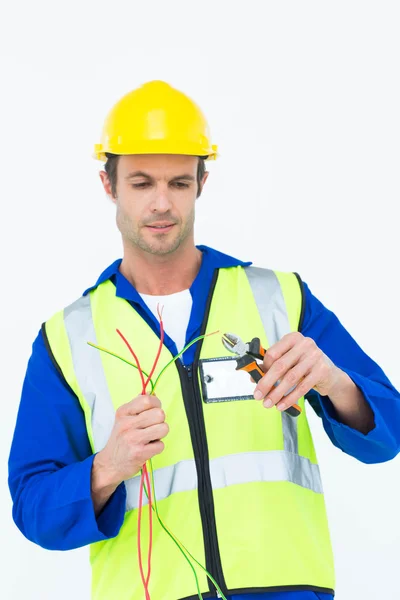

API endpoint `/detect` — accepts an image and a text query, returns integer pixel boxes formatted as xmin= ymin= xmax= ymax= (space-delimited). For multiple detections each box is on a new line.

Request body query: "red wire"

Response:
xmin=116 ymin=307 xmax=165 ymax=600
xmin=116 ymin=329 xmax=146 ymax=392
xmin=143 ymin=304 xmax=164 ymax=390
xmin=143 ymin=464 xmax=153 ymax=587
xmin=117 ymin=328 xmax=150 ymax=598
xmin=142 ymin=306 xmax=163 ymax=590
xmin=137 ymin=470 xmax=150 ymax=600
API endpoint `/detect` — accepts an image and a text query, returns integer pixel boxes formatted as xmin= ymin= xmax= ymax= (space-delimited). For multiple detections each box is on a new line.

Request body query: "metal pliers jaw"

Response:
xmin=222 ymin=332 xmax=267 ymax=377
xmin=222 ymin=333 xmax=265 ymax=360
xmin=221 ymin=333 xmax=249 ymax=357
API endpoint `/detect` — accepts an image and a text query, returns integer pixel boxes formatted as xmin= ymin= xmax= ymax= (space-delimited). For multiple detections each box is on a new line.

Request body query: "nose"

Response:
xmin=150 ymin=184 xmax=173 ymax=213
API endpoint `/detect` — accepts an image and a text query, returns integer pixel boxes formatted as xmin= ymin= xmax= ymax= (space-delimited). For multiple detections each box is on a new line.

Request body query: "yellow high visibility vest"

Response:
xmin=44 ymin=266 xmax=335 ymax=600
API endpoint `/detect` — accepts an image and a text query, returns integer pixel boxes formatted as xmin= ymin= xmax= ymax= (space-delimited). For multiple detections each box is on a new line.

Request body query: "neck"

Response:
xmin=119 ymin=241 xmax=202 ymax=295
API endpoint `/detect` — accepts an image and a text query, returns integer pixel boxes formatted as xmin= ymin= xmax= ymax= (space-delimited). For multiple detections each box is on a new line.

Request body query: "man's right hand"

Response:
xmin=91 ymin=395 xmax=169 ymax=515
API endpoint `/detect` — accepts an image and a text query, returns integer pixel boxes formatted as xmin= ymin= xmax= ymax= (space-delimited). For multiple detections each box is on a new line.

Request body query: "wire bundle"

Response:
xmin=89 ymin=315 xmax=228 ymax=600
xmin=117 ymin=312 xmax=163 ymax=599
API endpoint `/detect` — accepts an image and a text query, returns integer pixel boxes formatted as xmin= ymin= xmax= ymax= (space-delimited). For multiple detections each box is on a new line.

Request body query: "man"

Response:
xmin=9 ymin=80 xmax=400 ymax=600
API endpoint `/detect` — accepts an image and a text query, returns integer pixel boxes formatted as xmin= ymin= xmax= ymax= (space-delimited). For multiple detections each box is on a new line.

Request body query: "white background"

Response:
xmin=1 ymin=1 xmax=399 ymax=598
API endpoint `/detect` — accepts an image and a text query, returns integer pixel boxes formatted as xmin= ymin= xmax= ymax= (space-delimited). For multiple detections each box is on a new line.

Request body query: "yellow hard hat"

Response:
xmin=94 ymin=80 xmax=218 ymax=161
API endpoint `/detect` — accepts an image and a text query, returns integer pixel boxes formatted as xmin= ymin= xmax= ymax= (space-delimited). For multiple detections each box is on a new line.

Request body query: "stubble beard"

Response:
xmin=117 ymin=206 xmax=195 ymax=257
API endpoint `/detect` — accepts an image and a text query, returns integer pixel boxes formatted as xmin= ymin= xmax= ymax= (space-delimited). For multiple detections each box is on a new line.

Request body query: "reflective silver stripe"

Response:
xmin=125 ymin=451 xmax=323 ymax=510
xmin=64 ymin=296 xmax=115 ymax=453
xmin=282 ymin=412 xmax=298 ymax=455
xmin=245 ymin=266 xmax=298 ymax=455
xmin=125 ymin=459 xmax=199 ymax=511
xmin=244 ymin=267 xmax=290 ymax=348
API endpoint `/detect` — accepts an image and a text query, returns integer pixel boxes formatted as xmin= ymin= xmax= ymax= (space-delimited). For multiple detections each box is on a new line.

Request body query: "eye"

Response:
xmin=132 ymin=182 xmax=150 ymax=189
xmin=173 ymin=182 xmax=189 ymax=188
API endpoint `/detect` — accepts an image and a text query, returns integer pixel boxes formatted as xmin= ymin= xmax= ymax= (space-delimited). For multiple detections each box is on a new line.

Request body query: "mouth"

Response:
xmin=145 ymin=223 xmax=176 ymax=233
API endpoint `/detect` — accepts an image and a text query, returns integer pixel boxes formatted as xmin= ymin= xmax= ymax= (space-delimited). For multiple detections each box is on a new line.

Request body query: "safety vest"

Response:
xmin=44 ymin=266 xmax=335 ymax=600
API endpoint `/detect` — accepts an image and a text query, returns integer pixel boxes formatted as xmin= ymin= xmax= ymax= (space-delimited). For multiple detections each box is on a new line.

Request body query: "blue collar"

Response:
xmin=83 ymin=245 xmax=251 ymax=299
xmin=82 ymin=245 xmax=252 ymax=364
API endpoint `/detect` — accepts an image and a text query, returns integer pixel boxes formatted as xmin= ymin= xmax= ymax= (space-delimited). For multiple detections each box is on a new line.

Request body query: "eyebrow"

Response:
xmin=125 ymin=171 xmax=195 ymax=182
xmin=125 ymin=171 xmax=151 ymax=180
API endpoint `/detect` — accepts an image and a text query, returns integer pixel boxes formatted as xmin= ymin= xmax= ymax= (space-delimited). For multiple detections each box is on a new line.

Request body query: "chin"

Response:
xmin=141 ymin=241 xmax=179 ymax=256
xmin=143 ymin=233 xmax=182 ymax=255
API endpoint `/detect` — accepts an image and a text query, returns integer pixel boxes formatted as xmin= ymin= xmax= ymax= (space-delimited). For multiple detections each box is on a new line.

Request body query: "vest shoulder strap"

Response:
xmin=244 ymin=267 xmax=304 ymax=342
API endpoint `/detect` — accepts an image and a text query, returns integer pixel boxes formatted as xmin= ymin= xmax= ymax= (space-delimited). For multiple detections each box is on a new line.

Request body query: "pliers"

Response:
xmin=221 ymin=332 xmax=302 ymax=418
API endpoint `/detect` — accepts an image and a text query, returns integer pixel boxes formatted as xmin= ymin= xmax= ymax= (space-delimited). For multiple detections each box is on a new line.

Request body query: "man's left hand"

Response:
xmin=253 ymin=332 xmax=342 ymax=412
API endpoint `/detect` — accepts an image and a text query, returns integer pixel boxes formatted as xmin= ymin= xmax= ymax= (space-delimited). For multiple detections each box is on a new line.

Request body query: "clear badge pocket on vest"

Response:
xmin=199 ymin=356 xmax=256 ymax=403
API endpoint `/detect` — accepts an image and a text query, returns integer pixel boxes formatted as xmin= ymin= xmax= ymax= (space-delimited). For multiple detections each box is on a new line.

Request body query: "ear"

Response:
xmin=198 ymin=171 xmax=209 ymax=197
xmin=99 ymin=170 xmax=116 ymax=203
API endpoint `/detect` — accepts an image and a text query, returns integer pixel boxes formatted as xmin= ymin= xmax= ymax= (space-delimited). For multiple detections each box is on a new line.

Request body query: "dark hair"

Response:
xmin=104 ymin=153 xmax=207 ymax=198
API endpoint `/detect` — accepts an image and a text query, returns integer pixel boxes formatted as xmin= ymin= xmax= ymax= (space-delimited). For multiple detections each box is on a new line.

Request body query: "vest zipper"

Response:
xmin=176 ymin=268 xmax=228 ymax=598
xmin=177 ymin=360 xmax=227 ymax=598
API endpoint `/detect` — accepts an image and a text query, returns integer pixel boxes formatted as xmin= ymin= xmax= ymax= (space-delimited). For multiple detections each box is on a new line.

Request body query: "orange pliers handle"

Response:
xmin=237 ymin=339 xmax=302 ymax=418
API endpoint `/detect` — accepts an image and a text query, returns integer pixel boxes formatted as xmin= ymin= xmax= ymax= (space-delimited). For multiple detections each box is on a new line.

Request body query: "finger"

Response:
xmin=139 ymin=423 xmax=170 ymax=443
xmin=134 ymin=407 xmax=166 ymax=429
xmin=117 ymin=395 xmax=161 ymax=417
xmin=262 ymin=356 xmax=315 ymax=408
xmin=142 ymin=440 xmax=165 ymax=461
xmin=262 ymin=332 xmax=303 ymax=371
xmin=254 ymin=343 xmax=305 ymax=400
xmin=275 ymin=372 xmax=316 ymax=412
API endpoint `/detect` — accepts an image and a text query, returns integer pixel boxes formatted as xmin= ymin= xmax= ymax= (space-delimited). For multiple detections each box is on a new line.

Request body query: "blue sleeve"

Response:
xmin=8 ymin=329 xmax=126 ymax=551
xmin=300 ymin=281 xmax=400 ymax=464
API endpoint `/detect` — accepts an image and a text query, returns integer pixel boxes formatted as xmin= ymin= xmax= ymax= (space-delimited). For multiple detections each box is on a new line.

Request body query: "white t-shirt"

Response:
xmin=139 ymin=289 xmax=193 ymax=352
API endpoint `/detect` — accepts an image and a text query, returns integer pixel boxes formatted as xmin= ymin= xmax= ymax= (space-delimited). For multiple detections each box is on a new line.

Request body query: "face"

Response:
xmin=100 ymin=154 xmax=208 ymax=256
